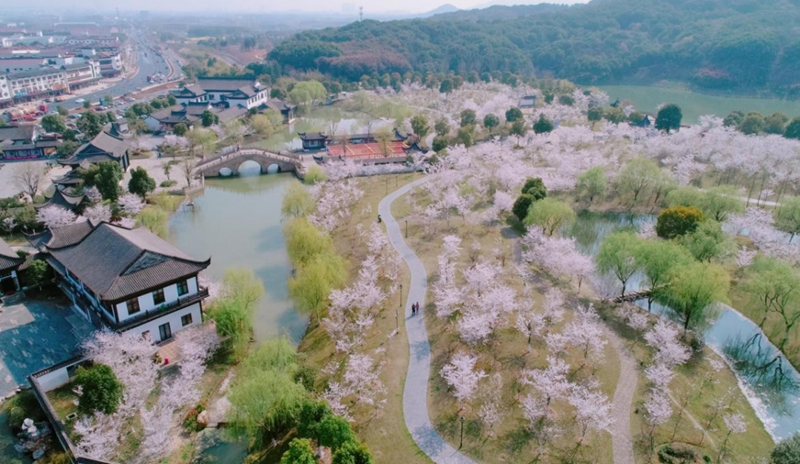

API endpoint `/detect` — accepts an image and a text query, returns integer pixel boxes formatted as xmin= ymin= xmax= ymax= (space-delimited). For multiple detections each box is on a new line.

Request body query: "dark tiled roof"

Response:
xmin=0 ymin=237 xmax=23 ymax=272
xmin=217 ymin=106 xmax=247 ymax=123
xmin=171 ymin=83 xmax=205 ymax=97
xmin=36 ymin=189 xmax=85 ymax=211
xmin=264 ymin=99 xmax=294 ymax=112
xmin=298 ymin=131 xmax=327 ymax=141
xmin=197 ymin=78 xmax=259 ymax=92
xmin=60 ymin=127 xmax=128 ymax=165
xmin=42 ymin=221 xmax=94 ymax=249
xmin=47 ymin=222 xmax=210 ymax=301
xmin=0 ymin=125 xmax=35 ymax=143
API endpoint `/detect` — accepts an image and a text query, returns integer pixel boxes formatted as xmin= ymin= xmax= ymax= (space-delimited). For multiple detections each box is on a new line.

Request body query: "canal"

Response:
xmin=168 ymin=169 xmax=302 ymax=463
xmin=564 ymin=210 xmax=800 ymax=441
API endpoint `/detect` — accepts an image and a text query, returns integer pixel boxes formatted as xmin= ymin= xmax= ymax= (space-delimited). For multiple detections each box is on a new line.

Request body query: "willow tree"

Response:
xmin=658 ymin=262 xmax=729 ymax=335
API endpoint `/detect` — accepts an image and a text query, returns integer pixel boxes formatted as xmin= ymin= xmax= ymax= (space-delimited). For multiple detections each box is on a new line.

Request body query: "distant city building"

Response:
xmin=0 ymin=67 xmax=68 ymax=104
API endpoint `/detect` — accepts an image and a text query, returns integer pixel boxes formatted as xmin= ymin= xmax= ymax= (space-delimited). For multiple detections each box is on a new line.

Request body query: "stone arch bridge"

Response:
xmin=193 ymin=147 xmax=306 ymax=178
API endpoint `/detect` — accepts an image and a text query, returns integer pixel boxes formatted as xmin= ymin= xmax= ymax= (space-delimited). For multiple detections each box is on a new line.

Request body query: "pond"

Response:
xmin=168 ymin=171 xmax=301 ymax=463
xmin=253 ymin=106 xmax=395 ymax=153
xmin=598 ymin=85 xmax=800 ymax=124
xmin=564 ymin=210 xmax=800 ymax=441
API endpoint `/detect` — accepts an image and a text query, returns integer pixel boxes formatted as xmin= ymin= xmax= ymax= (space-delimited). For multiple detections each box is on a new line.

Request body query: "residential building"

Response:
xmin=0 ymin=67 xmax=69 ymax=102
xmin=519 ymin=95 xmax=537 ymax=114
xmin=96 ymin=50 xmax=123 ymax=77
xmin=0 ymin=238 xmax=23 ymax=294
xmin=0 ymin=125 xmax=60 ymax=159
xmin=59 ymin=126 xmax=131 ymax=171
xmin=298 ymin=131 xmax=329 ymax=150
xmin=27 ymin=221 xmax=211 ymax=342
xmin=170 ymin=83 xmax=207 ymax=106
xmin=0 ymin=57 xmax=47 ymax=73
xmin=60 ymin=60 xmax=101 ymax=89
xmin=196 ymin=78 xmax=268 ymax=109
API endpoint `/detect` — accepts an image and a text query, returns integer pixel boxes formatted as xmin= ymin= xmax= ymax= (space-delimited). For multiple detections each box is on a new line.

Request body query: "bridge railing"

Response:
xmin=194 ymin=147 xmax=299 ymax=170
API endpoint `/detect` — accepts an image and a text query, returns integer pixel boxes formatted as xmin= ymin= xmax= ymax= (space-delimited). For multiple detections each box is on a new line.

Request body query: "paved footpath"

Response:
xmin=606 ymin=330 xmax=637 ymax=464
xmin=379 ymin=177 xmax=475 ymax=464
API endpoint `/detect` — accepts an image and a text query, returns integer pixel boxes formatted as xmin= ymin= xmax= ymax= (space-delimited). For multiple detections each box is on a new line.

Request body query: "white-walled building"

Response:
xmin=29 ymin=221 xmax=211 ymax=343
xmin=172 ymin=78 xmax=269 ymax=110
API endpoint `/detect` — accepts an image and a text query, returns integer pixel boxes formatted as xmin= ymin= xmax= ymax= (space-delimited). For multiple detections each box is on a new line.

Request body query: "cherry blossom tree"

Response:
xmin=440 ymin=351 xmax=486 ymax=411
xmin=568 ymin=384 xmax=613 ymax=449
xmin=516 ymin=299 xmax=545 ymax=353
xmin=118 ymin=193 xmax=145 ymax=216
xmin=36 ymin=205 xmax=76 ymax=228
xmin=84 ymin=204 xmax=111 ymax=223
xmin=84 ymin=185 xmax=102 ymax=204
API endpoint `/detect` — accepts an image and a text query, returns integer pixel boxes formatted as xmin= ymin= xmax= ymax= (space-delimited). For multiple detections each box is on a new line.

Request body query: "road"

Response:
xmin=59 ymin=28 xmax=178 ymax=110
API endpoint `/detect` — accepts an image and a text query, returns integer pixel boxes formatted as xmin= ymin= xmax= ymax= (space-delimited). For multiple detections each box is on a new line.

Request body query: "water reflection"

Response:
xmin=567 ymin=210 xmax=800 ymax=439
xmin=168 ymin=174 xmax=307 ymax=343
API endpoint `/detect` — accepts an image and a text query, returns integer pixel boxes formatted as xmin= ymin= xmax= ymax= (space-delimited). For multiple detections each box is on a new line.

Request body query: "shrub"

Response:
xmin=303 ymin=165 xmax=327 ymax=185
xmin=128 ymin=167 xmax=156 ymax=198
xmin=512 ymin=194 xmax=534 ymax=221
xmin=74 ymin=363 xmax=123 ymax=415
xmin=19 ymin=259 xmax=50 ymax=288
xmin=657 ymin=444 xmax=695 ymax=463
xmin=7 ymin=390 xmax=45 ymax=432
xmin=521 ymin=177 xmax=547 ymax=200
xmin=772 ymin=433 xmax=800 ymax=464
xmin=183 ymin=404 xmax=206 ymax=432
xmin=159 ymin=180 xmax=177 ymax=188
xmin=656 ymin=206 xmax=703 ymax=239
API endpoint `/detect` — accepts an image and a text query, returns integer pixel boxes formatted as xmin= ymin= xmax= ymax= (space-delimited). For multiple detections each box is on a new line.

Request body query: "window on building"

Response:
xmin=177 ymin=280 xmax=189 ymax=296
xmin=153 ymin=288 xmax=166 ymax=305
xmin=127 ymin=297 xmax=141 ymax=315
xmin=181 ymin=313 xmax=193 ymax=326
xmin=158 ymin=322 xmax=172 ymax=341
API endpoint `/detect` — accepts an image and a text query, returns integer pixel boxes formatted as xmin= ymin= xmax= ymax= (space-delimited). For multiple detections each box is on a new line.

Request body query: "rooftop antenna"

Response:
xmin=359 ymin=6 xmax=364 ymax=21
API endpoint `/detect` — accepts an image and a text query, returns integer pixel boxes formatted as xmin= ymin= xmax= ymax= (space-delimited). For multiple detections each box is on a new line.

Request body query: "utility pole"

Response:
xmin=359 ymin=6 xmax=364 ymax=21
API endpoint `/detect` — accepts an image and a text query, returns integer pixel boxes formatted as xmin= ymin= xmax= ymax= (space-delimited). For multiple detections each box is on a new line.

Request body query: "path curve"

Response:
xmin=379 ymin=177 xmax=475 ymax=464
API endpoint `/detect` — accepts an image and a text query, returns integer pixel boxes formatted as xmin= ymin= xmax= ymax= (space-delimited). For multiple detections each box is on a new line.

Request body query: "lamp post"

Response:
xmin=397 ymin=283 xmax=403 ymax=330
xmin=405 ymin=219 xmax=408 ymax=238
xmin=459 ymin=415 xmax=465 ymax=449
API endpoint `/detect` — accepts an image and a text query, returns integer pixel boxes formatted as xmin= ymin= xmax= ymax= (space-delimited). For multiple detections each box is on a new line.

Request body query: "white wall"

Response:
xmin=116 ymin=277 xmax=198 ymax=322
xmin=123 ymin=302 xmax=202 ymax=343
xmin=36 ymin=365 xmax=71 ymax=392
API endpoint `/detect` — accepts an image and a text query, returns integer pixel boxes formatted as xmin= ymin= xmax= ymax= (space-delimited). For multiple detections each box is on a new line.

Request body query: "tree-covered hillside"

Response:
xmin=269 ymin=0 xmax=800 ymax=95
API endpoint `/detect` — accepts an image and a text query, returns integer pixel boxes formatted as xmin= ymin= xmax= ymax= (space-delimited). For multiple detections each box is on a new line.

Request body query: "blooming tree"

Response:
xmin=118 ymin=193 xmax=145 ymax=216
xmin=36 ymin=205 xmax=76 ymax=228
xmin=440 ymin=351 xmax=486 ymax=411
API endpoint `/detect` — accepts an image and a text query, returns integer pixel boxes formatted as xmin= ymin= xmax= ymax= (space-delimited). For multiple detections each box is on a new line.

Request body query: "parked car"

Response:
xmin=75 ymin=98 xmax=85 ymax=104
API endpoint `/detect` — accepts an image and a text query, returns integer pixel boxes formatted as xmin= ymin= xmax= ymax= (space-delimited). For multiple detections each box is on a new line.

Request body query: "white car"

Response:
xmin=75 ymin=98 xmax=86 ymax=104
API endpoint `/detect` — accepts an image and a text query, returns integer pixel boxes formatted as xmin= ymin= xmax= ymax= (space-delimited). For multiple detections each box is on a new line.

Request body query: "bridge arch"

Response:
xmin=193 ymin=148 xmax=300 ymax=179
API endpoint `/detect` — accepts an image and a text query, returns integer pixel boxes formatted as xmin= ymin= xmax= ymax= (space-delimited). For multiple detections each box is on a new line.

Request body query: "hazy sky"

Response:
xmin=11 ymin=0 xmax=590 ymax=15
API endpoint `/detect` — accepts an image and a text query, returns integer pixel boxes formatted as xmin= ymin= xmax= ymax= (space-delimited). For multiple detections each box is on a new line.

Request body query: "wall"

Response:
xmin=35 ymin=364 xmax=71 ymax=392
xmin=123 ymin=303 xmax=202 ymax=343
xmin=115 ymin=277 xmax=198 ymax=322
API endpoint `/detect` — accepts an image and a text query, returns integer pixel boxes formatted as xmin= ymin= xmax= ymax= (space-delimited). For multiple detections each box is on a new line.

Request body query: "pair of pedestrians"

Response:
xmin=411 ymin=301 xmax=421 ymax=316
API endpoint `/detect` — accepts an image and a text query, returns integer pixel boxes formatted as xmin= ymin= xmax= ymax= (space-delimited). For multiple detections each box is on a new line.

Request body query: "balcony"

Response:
xmin=115 ymin=287 xmax=209 ymax=331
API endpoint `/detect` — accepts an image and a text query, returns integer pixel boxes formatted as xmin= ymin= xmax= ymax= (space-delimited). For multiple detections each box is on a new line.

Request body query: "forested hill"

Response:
xmin=268 ymin=0 xmax=800 ymax=95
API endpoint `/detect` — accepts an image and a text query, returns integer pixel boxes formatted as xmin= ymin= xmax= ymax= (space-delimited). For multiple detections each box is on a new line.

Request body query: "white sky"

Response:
xmin=11 ymin=0 xmax=590 ymax=15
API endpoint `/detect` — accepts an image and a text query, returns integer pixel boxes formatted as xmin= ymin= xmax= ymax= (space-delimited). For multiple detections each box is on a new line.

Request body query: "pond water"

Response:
xmin=169 ymin=172 xmax=305 ymax=343
xmin=254 ymin=106 xmax=395 ymax=153
xmin=168 ymin=172 xmax=302 ymax=463
xmin=598 ymin=85 xmax=800 ymax=124
xmin=564 ymin=211 xmax=800 ymax=441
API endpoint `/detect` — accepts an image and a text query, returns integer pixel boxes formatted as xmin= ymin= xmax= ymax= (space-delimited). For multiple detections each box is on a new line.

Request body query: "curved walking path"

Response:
xmin=379 ymin=177 xmax=476 ymax=464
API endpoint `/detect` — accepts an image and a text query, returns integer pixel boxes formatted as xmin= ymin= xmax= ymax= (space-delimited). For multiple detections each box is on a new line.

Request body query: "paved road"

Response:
xmin=59 ymin=30 xmax=173 ymax=110
xmin=379 ymin=177 xmax=475 ymax=464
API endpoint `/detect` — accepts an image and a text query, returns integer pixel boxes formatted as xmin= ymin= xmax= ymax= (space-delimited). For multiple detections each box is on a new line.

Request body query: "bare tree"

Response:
xmin=181 ymin=155 xmax=197 ymax=187
xmin=13 ymin=162 xmax=45 ymax=198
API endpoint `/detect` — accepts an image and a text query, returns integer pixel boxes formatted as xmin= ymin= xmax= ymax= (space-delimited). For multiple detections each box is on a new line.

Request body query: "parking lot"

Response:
xmin=0 ymin=291 xmax=92 ymax=398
